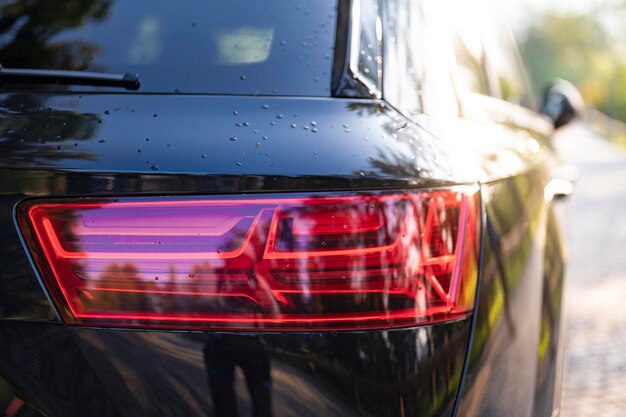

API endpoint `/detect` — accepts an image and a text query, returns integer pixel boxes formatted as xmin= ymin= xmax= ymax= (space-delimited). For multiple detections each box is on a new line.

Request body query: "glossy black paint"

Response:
xmin=0 ymin=94 xmax=466 ymax=181
xmin=0 ymin=320 xmax=471 ymax=417
xmin=0 ymin=92 xmax=480 ymax=417
xmin=0 ymin=94 xmax=458 ymax=325
xmin=533 ymin=209 xmax=566 ymax=417
xmin=456 ymin=170 xmax=549 ymax=416
xmin=453 ymin=100 xmax=565 ymax=417
xmin=0 ymin=86 xmax=567 ymax=416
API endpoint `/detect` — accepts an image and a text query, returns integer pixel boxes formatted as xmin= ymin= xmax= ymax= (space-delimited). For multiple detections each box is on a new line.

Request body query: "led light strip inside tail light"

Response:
xmin=18 ymin=187 xmax=480 ymax=331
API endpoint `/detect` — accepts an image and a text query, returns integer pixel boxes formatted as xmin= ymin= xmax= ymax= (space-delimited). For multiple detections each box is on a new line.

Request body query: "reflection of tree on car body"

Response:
xmin=0 ymin=0 xmax=111 ymax=72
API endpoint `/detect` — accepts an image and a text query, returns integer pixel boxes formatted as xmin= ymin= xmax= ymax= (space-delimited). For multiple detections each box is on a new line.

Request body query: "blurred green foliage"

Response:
xmin=518 ymin=6 xmax=626 ymax=122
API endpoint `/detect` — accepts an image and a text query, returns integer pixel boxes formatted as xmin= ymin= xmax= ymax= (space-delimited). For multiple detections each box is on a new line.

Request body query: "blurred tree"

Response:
xmin=519 ymin=10 xmax=626 ymax=122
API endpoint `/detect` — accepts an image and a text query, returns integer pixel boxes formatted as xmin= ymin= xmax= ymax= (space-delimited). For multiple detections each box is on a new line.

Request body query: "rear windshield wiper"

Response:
xmin=0 ymin=67 xmax=140 ymax=91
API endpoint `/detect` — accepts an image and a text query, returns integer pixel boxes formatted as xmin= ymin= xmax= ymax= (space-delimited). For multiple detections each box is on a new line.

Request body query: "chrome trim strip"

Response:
xmin=348 ymin=0 xmax=382 ymax=99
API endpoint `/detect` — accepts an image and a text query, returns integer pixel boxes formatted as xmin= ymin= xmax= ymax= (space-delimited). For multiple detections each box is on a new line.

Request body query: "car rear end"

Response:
xmin=0 ymin=1 xmax=483 ymax=416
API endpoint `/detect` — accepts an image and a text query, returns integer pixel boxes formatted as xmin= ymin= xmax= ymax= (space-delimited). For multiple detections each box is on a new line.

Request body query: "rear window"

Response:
xmin=0 ymin=0 xmax=337 ymax=96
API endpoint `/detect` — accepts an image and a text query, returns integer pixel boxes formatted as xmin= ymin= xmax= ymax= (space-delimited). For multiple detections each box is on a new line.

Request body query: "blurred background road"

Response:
xmin=553 ymin=124 xmax=626 ymax=416
xmin=498 ymin=1 xmax=626 ymax=413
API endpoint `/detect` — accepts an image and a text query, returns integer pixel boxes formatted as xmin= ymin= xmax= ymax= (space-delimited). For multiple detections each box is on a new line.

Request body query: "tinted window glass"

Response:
xmin=448 ymin=6 xmax=490 ymax=96
xmin=480 ymin=5 xmax=533 ymax=107
xmin=383 ymin=0 xmax=458 ymax=118
xmin=0 ymin=0 xmax=337 ymax=95
xmin=382 ymin=0 xmax=424 ymax=113
xmin=483 ymin=29 xmax=533 ymax=107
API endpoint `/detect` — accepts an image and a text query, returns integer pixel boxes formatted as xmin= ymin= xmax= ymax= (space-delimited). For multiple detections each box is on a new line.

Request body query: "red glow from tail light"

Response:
xmin=17 ymin=188 xmax=480 ymax=331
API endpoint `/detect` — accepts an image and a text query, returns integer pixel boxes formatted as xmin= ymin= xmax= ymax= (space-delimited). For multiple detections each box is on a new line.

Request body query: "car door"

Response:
xmin=447 ymin=2 xmax=566 ymax=416
xmin=383 ymin=1 xmax=565 ymax=416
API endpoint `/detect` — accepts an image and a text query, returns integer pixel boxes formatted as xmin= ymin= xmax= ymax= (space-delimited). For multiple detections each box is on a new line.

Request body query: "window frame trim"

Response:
xmin=347 ymin=0 xmax=383 ymax=99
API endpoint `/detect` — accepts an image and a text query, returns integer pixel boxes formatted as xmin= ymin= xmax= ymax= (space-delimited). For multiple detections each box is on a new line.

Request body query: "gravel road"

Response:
xmin=553 ymin=122 xmax=626 ymax=416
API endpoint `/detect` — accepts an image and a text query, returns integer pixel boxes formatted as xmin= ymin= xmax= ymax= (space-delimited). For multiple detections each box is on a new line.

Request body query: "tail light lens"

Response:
xmin=17 ymin=188 xmax=480 ymax=331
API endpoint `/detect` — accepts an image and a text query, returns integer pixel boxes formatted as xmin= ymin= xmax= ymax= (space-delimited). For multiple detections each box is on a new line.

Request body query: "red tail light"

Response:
xmin=17 ymin=188 xmax=480 ymax=331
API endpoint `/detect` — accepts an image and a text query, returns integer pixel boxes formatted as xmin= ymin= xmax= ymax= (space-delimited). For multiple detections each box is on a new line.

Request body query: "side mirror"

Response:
xmin=540 ymin=79 xmax=585 ymax=129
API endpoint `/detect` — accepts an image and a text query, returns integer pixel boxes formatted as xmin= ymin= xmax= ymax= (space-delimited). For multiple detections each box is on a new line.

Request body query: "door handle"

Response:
xmin=546 ymin=164 xmax=577 ymax=200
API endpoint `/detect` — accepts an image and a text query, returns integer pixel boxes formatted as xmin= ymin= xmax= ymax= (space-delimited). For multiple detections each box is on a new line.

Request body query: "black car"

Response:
xmin=0 ymin=1 xmax=573 ymax=416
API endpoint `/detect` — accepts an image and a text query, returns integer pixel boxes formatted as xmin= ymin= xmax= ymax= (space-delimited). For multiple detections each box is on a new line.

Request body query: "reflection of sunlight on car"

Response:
xmin=215 ymin=27 xmax=274 ymax=65
xmin=127 ymin=16 xmax=162 ymax=65
xmin=0 ymin=0 xmax=580 ymax=415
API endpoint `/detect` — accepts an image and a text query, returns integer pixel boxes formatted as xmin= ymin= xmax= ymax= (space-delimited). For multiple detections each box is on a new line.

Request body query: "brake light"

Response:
xmin=17 ymin=188 xmax=480 ymax=331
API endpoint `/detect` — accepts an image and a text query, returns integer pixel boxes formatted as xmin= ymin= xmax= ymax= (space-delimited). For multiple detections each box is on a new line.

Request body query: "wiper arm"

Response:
xmin=0 ymin=67 xmax=140 ymax=90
